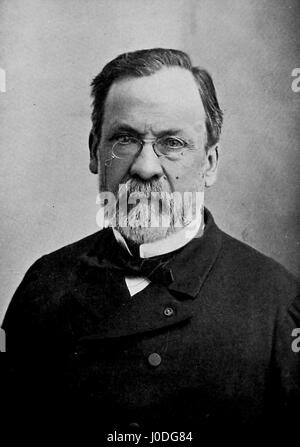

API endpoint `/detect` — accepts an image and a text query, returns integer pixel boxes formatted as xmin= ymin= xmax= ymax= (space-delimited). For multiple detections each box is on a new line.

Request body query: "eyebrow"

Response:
xmin=108 ymin=123 xmax=186 ymax=138
xmin=109 ymin=124 xmax=140 ymax=137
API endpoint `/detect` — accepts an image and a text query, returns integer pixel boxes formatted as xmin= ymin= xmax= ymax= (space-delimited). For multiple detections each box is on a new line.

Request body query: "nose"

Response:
xmin=129 ymin=142 xmax=164 ymax=180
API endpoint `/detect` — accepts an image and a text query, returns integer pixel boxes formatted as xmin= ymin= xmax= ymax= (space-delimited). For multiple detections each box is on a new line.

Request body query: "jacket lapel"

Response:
xmin=70 ymin=208 xmax=222 ymax=341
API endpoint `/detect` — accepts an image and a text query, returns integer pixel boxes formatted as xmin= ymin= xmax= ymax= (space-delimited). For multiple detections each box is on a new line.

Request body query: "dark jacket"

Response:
xmin=2 ymin=209 xmax=300 ymax=442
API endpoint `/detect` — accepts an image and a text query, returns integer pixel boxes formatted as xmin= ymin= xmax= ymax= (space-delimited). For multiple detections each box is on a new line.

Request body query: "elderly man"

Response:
xmin=2 ymin=48 xmax=299 ymax=442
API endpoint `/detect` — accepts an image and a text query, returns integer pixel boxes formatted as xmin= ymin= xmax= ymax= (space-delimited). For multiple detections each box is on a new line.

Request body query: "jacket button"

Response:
xmin=128 ymin=422 xmax=140 ymax=430
xmin=163 ymin=306 xmax=174 ymax=317
xmin=148 ymin=352 xmax=162 ymax=367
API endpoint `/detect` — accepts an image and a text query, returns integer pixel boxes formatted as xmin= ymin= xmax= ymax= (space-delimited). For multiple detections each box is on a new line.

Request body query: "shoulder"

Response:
xmin=3 ymin=230 xmax=108 ymax=318
xmin=216 ymin=229 xmax=299 ymax=302
xmin=27 ymin=229 xmax=106 ymax=275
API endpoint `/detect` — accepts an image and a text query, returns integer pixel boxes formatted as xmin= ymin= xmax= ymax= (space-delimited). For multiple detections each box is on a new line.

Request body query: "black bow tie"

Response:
xmin=94 ymin=232 xmax=175 ymax=286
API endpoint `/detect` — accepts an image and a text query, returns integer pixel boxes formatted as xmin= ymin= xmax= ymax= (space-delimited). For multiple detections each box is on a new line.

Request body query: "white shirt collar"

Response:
xmin=112 ymin=208 xmax=204 ymax=259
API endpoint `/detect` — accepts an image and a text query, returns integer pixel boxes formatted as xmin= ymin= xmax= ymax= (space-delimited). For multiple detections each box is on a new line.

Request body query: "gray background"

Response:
xmin=0 ymin=0 xmax=299 ymax=323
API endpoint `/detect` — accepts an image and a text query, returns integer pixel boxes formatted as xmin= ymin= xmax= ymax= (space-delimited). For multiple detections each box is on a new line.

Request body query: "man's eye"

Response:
xmin=116 ymin=135 xmax=136 ymax=145
xmin=162 ymin=137 xmax=186 ymax=149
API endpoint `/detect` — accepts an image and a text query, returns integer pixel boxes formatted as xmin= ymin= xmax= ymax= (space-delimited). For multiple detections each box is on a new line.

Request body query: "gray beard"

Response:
xmin=114 ymin=178 xmax=185 ymax=245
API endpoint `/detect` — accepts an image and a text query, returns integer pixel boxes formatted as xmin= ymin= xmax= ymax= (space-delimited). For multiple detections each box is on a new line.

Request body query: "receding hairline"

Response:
xmin=104 ymin=66 xmax=202 ymax=106
xmin=106 ymin=65 xmax=197 ymax=86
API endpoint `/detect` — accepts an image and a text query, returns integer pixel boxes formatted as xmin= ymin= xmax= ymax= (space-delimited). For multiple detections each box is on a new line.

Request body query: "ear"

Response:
xmin=89 ymin=130 xmax=99 ymax=174
xmin=204 ymin=143 xmax=219 ymax=188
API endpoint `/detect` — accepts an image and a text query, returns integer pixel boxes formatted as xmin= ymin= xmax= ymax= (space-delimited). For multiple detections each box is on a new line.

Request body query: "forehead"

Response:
xmin=102 ymin=67 xmax=206 ymax=134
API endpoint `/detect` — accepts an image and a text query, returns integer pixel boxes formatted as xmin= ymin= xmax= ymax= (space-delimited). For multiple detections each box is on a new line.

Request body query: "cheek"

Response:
xmin=99 ymin=151 xmax=131 ymax=193
xmin=162 ymin=153 xmax=206 ymax=192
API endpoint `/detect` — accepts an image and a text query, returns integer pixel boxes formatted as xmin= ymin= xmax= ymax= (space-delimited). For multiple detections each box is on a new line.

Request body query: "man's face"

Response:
xmin=91 ymin=67 xmax=218 ymax=244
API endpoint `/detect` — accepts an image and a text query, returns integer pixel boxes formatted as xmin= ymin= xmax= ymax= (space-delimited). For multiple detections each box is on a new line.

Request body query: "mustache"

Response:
xmin=118 ymin=177 xmax=171 ymax=198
